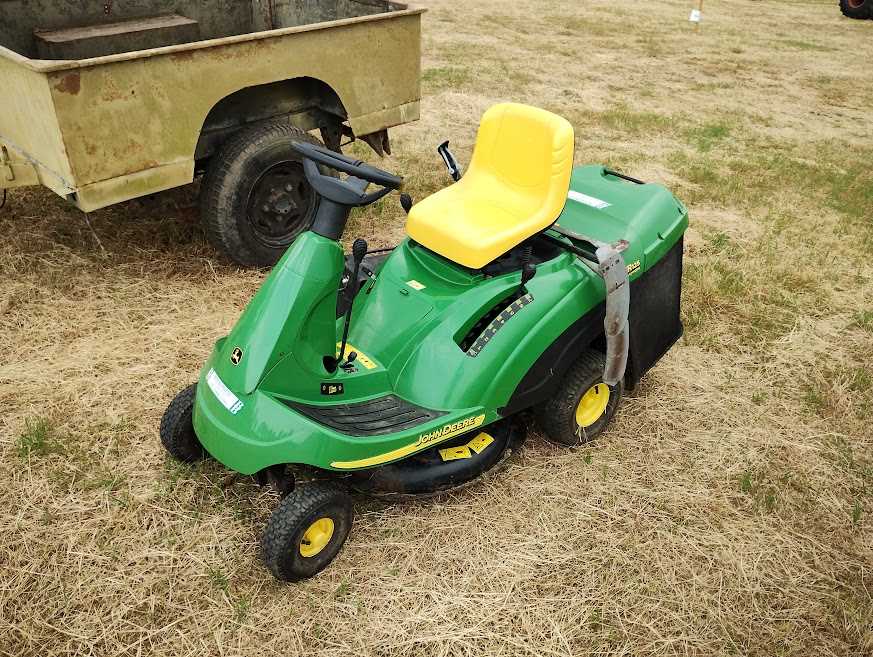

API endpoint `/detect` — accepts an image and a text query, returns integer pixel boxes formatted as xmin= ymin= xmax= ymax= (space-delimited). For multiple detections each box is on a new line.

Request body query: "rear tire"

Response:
xmin=261 ymin=482 xmax=353 ymax=582
xmin=200 ymin=121 xmax=330 ymax=268
xmin=159 ymin=384 xmax=205 ymax=462
xmin=536 ymin=350 xmax=623 ymax=447
xmin=840 ymin=0 xmax=871 ymax=18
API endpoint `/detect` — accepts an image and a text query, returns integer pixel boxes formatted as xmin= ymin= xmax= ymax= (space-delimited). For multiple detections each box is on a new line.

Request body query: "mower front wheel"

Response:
xmin=536 ymin=350 xmax=623 ymax=447
xmin=261 ymin=482 xmax=353 ymax=582
xmin=159 ymin=384 xmax=206 ymax=462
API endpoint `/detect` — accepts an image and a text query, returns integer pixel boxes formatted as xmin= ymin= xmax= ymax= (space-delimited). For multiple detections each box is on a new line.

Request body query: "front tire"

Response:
xmin=201 ymin=121 xmax=330 ymax=268
xmin=840 ymin=0 xmax=871 ymax=18
xmin=261 ymin=482 xmax=353 ymax=582
xmin=535 ymin=350 xmax=623 ymax=446
xmin=159 ymin=384 xmax=205 ymax=462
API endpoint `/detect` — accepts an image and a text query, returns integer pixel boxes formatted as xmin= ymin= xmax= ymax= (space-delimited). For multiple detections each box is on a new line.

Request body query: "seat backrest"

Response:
xmin=465 ymin=103 xmax=574 ymax=214
xmin=405 ymin=103 xmax=575 ymax=269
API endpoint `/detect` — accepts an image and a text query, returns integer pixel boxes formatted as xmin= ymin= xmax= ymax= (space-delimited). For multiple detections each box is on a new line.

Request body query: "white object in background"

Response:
xmin=689 ymin=9 xmax=702 ymax=23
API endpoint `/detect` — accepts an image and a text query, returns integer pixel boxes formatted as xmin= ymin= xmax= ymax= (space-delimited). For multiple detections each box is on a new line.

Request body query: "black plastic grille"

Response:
xmin=281 ymin=395 xmax=445 ymax=436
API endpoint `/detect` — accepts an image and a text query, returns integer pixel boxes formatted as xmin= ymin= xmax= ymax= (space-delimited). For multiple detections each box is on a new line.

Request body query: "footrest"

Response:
xmin=34 ymin=14 xmax=200 ymax=60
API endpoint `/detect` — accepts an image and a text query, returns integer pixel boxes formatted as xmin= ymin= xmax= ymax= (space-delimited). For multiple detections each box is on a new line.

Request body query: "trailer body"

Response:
xmin=0 ymin=1 xmax=423 ymax=212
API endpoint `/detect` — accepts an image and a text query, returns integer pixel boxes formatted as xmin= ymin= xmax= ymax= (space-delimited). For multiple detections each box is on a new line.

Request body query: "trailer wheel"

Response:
xmin=201 ymin=121 xmax=334 ymax=267
xmin=840 ymin=0 xmax=871 ymax=18
xmin=535 ymin=349 xmax=623 ymax=447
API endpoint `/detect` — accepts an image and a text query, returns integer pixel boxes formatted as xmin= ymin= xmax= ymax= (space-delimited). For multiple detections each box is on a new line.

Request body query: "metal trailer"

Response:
xmin=0 ymin=1 xmax=423 ymax=265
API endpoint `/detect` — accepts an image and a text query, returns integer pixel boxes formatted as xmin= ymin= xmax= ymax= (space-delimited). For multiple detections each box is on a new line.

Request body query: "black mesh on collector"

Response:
xmin=280 ymin=395 xmax=446 ymax=436
xmin=626 ymin=237 xmax=684 ymax=385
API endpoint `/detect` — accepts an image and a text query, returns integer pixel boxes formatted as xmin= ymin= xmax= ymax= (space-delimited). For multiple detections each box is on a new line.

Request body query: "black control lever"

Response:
xmin=438 ymin=141 xmax=462 ymax=182
xmin=400 ymin=193 xmax=414 ymax=215
xmin=336 ymin=238 xmax=368 ymax=369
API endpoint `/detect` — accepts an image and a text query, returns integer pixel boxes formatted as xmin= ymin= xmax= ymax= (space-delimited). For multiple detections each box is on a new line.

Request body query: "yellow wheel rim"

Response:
xmin=299 ymin=517 xmax=335 ymax=558
xmin=575 ymin=383 xmax=610 ymax=428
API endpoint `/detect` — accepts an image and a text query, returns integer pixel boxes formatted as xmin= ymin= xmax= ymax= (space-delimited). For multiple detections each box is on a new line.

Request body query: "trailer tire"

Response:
xmin=840 ymin=0 xmax=871 ymax=18
xmin=201 ymin=121 xmax=333 ymax=267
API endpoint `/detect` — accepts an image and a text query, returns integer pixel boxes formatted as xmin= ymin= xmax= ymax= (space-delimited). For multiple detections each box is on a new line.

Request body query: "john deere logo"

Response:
xmin=230 ymin=347 xmax=243 ymax=365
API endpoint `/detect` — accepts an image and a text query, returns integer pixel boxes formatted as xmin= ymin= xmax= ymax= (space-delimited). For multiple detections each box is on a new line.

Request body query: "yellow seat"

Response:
xmin=407 ymin=103 xmax=575 ymax=269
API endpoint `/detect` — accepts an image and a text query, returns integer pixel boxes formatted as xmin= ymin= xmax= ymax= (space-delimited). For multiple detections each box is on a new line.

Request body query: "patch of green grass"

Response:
xmin=688 ymin=121 xmax=732 ymax=153
xmin=705 ymin=231 xmax=733 ymax=254
xmin=852 ymin=500 xmax=863 ymax=525
xmin=848 ymin=367 xmax=872 ymax=393
xmin=803 ymin=364 xmax=873 ymax=420
xmin=599 ymin=107 xmax=673 ymax=135
xmin=802 ymin=382 xmax=829 ymax=415
xmin=207 ymin=566 xmax=230 ymax=593
xmin=334 ymin=581 xmax=352 ymax=599
xmin=234 ymin=596 xmax=250 ymax=625
xmin=738 ymin=468 xmax=781 ymax=512
xmin=853 ymin=311 xmax=873 ymax=333
xmin=812 ymin=75 xmax=854 ymax=106
xmin=548 ymin=15 xmax=613 ymax=38
xmin=779 ymin=39 xmax=833 ymax=52
xmin=422 ymin=66 xmax=472 ymax=93
xmin=81 ymin=470 xmax=127 ymax=493
xmin=15 ymin=417 xmax=61 ymax=458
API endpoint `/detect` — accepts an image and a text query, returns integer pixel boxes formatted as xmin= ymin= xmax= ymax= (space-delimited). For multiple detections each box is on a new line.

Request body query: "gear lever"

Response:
xmin=337 ymin=238 xmax=368 ymax=367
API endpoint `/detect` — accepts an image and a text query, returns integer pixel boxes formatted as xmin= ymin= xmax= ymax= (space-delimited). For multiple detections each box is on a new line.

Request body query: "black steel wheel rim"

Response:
xmin=246 ymin=161 xmax=313 ymax=249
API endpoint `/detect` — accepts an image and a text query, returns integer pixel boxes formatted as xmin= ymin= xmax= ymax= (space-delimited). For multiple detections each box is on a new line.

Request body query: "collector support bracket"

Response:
xmin=595 ymin=244 xmax=630 ymax=386
xmin=545 ymin=224 xmax=631 ymax=385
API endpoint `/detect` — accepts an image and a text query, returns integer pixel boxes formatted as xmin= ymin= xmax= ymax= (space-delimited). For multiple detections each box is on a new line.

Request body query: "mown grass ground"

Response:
xmin=1 ymin=1 xmax=871 ymax=655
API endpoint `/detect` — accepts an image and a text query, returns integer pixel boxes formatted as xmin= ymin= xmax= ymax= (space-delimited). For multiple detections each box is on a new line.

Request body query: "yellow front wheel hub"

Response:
xmin=575 ymin=383 xmax=610 ymax=428
xmin=299 ymin=517 xmax=335 ymax=558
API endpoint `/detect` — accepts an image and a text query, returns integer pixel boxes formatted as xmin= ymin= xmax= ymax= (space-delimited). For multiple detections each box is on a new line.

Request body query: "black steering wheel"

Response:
xmin=291 ymin=142 xmax=403 ymax=208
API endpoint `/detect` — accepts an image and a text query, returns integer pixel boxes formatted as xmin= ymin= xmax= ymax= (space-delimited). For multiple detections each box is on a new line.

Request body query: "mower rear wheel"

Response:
xmin=840 ymin=0 xmax=871 ymax=19
xmin=536 ymin=350 xmax=623 ymax=446
xmin=159 ymin=384 xmax=206 ymax=462
xmin=261 ymin=481 xmax=353 ymax=582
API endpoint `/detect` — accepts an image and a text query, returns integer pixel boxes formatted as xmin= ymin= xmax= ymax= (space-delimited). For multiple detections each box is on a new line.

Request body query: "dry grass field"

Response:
xmin=2 ymin=0 xmax=872 ymax=655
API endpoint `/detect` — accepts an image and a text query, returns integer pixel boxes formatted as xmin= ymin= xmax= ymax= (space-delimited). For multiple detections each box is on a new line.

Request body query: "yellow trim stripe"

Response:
xmin=438 ymin=431 xmax=494 ymax=462
xmin=331 ymin=414 xmax=486 ymax=469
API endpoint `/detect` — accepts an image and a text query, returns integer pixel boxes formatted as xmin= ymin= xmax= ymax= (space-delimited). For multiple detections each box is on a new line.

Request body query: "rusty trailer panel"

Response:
xmin=0 ymin=2 xmax=424 ymax=212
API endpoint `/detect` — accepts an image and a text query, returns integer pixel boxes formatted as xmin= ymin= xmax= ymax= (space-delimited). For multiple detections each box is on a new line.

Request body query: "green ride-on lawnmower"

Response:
xmin=160 ymin=103 xmax=689 ymax=581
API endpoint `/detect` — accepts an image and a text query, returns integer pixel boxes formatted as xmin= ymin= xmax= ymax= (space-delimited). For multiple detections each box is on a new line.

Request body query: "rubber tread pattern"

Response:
xmin=159 ymin=384 xmax=205 ymax=462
